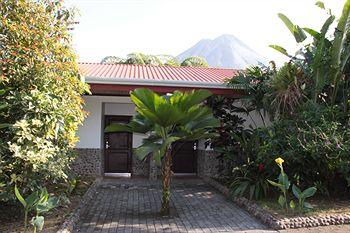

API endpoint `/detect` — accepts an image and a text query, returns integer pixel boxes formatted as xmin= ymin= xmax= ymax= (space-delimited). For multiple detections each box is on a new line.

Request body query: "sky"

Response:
xmin=64 ymin=0 xmax=344 ymax=65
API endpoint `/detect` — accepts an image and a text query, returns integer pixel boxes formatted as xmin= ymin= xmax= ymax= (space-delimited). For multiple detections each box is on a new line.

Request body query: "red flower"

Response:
xmin=258 ymin=164 xmax=264 ymax=172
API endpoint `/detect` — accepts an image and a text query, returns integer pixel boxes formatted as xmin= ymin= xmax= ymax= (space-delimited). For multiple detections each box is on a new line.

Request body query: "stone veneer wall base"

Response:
xmin=203 ymin=176 xmax=350 ymax=230
xmin=71 ymin=149 xmax=103 ymax=177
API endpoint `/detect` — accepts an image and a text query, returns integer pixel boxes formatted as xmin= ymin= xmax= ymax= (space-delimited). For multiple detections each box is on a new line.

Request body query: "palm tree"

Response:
xmin=181 ymin=56 xmax=209 ymax=67
xmin=105 ymin=88 xmax=219 ymax=215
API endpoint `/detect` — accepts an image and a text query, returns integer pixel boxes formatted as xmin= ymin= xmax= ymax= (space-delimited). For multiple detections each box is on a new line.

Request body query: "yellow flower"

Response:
xmin=275 ymin=157 xmax=284 ymax=166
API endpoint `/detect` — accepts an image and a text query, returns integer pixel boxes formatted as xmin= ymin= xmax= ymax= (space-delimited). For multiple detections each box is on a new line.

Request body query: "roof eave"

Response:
xmin=85 ymin=76 xmax=230 ymax=89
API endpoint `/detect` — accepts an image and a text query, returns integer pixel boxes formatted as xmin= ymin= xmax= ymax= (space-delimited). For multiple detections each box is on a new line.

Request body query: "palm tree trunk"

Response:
xmin=160 ymin=146 xmax=172 ymax=215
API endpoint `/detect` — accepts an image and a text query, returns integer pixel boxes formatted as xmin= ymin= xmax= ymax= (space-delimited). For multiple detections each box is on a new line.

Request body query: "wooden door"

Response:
xmin=104 ymin=116 xmax=132 ymax=173
xmin=172 ymin=141 xmax=197 ymax=173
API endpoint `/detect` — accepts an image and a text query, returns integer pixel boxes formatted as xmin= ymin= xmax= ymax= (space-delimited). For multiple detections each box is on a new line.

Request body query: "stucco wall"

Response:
xmin=76 ymin=95 xmax=146 ymax=149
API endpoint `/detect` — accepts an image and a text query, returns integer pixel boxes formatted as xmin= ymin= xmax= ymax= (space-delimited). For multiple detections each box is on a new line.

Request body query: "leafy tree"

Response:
xmin=100 ymin=54 xmax=208 ymax=67
xmin=157 ymin=55 xmax=180 ymax=67
xmin=101 ymin=56 xmax=125 ymax=64
xmin=181 ymin=56 xmax=209 ymax=67
xmin=124 ymin=53 xmax=163 ymax=65
xmin=105 ymin=88 xmax=219 ymax=215
xmin=0 ymin=0 xmax=88 ymax=201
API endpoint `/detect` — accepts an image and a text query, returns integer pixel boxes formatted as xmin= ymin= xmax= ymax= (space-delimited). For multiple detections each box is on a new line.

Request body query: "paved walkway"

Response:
xmin=74 ymin=178 xmax=274 ymax=233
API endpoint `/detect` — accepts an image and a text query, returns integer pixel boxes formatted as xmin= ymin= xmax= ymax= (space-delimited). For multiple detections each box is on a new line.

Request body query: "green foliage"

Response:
xmin=268 ymin=158 xmax=317 ymax=212
xmin=158 ymin=55 xmax=180 ymax=67
xmin=224 ymin=1 xmax=350 ymax=200
xmin=15 ymin=186 xmax=59 ymax=232
xmin=277 ymin=13 xmax=307 ymax=43
xmin=105 ymin=88 xmax=219 ymax=164
xmin=66 ymin=175 xmax=81 ymax=195
xmin=206 ymin=96 xmax=248 ymax=166
xmin=227 ymin=64 xmax=273 ymax=124
xmin=180 ymin=56 xmax=209 ymax=67
xmin=268 ymin=159 xmax=317 ymax=212
xmin=101 ymin=56 xmax=125 ymax=64
xmin=0 ymin=0 xmax=89 ymax=202
xmin=125 ymin=53 xmax=163 ymax=66
xmin=257 ymin=103 xmax=350 ymax=194
xmin=230 ymin=163 xmax=270 ymax=200
xmin=266 ymin=62 xmax=306 ymax=118
xmin=270 ymin=0 xmax=350 ymax=110
xmin=267 ymin=159 xmax=292 ymax=210
xmin=100 ymin=54 xmax=208 ymax=67
xmin=292 ymin=185 xmax=317 ymax=212
xmin=105 ymin=88 xmax=219 ymax=214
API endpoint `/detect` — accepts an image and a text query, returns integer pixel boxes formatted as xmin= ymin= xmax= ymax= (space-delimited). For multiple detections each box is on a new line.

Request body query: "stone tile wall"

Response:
xmin=71 ymin=149 xmax=103 ymax=177
xmin=71 ymin=148 xmax=226 ymax=179
xmin=131 ymin=156 xmax=149 ymax=177
xmin=197 ymin=150 xmax=232 ymax=178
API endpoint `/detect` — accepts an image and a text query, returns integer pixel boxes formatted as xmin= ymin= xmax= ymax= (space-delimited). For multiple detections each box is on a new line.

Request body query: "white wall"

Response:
xmin=76 ymin=95 xmax=146 ymax=149
xmin=76 ymin=96 xmax=270 ymax=150
xmin=76 ymin=96 xmax=103 ymax=149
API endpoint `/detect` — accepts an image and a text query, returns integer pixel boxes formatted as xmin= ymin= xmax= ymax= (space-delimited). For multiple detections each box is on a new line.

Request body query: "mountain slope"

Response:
xmin=177 ymin=34 xmax=267 ymax=69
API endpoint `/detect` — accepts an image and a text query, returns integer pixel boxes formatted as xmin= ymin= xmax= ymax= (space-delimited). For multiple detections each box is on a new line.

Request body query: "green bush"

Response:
xmin=255 ymin=103 xmax=350 ymax=195
xmin=0 ymin=0 xmax=89 ymax=202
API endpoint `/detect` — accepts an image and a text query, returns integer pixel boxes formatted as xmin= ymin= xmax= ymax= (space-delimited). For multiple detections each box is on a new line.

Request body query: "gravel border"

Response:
xmin=57 ymin=178 xmax=102 ymax=233
xmin=202 ymin=176 xmax=350 ymax=230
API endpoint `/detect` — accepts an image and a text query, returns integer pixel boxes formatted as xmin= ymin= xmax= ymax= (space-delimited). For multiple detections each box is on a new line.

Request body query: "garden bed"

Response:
xmin=203 ymin=176 xmax=350 ymax=230
xmin=0 ymin=178 xmax=95 ymax=233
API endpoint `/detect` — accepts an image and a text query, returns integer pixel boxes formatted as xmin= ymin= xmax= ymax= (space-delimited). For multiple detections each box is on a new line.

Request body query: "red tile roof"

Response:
xmin=78 ymin=63 xmax=238 ymax=85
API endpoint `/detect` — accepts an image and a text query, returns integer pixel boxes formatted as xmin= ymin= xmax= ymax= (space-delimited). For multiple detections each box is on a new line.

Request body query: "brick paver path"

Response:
xmin=74 ymin=178 xmax=274 ymax=233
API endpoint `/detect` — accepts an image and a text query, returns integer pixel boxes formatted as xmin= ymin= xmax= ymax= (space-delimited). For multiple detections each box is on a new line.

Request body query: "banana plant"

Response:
xmin=105 ymin=88 xmax=219 ymax=215
xmin=330 ymin=0 xmax=350 ymax=105
xmin=14 ymin=186 xmax=59 ymax=233
xmin=270 ymin=0 xmax=350 ymax=106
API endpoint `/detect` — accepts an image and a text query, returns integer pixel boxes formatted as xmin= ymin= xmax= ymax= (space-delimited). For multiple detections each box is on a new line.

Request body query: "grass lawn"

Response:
xmin=0 ymin=179 xmax=93 ymax=233
xmin=257 ymin=198 xmax=350 ymax=218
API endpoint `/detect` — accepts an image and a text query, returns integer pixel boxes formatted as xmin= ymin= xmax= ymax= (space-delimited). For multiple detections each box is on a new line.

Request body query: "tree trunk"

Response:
xmin=160 ymin=146 xmax=172 ymax=215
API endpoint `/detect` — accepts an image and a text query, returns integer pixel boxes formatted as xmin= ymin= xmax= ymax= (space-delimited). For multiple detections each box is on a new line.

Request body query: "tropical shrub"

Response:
xmin=0 ymin=0 xmax=88 ymax=202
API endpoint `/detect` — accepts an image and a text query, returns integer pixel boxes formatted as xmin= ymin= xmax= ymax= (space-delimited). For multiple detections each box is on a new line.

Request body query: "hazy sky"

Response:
xmin=65 ymin=0 xmax=343 ymax=65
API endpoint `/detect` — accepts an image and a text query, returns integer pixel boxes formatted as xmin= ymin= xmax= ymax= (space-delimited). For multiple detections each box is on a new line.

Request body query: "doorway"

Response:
xmin=104 ymin=115 xmax=132 ymax=173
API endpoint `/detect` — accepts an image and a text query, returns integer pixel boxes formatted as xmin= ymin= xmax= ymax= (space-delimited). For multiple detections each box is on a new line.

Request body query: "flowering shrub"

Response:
xmin=268 ymin=157 xmax=317 ymax=212
xmin=0 ymin=0 xmax=89 ymax=202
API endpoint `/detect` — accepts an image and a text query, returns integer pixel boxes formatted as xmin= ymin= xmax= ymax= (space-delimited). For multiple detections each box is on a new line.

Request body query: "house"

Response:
xmin=72 ymin=62 xmax=244 ymax=179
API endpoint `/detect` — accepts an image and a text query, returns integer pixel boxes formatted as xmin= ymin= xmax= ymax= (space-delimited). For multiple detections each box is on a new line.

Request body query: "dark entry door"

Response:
xmin=104 ymin=116 xmax=132 ymax=173
xmin=172 ymin=141 xmax=197 ymax=173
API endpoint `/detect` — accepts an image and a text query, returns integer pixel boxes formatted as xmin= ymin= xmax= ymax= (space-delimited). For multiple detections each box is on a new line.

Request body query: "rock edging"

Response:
xmin=57 ymin=178 xmax=102 ymax=233
xmin=202 ymin=176 xmax=350 ymax=230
